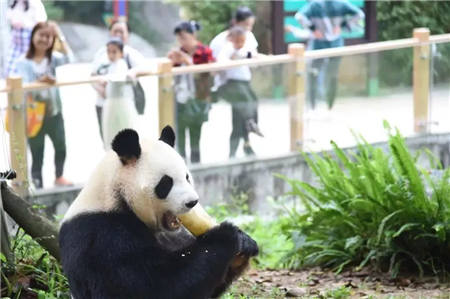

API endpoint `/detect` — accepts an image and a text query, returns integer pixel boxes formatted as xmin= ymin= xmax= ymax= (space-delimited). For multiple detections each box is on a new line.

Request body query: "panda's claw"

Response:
xmin=199 ymin=222 xmax=240 ymax=253
xmin=237 ymin=230 xmax=259 ymax=257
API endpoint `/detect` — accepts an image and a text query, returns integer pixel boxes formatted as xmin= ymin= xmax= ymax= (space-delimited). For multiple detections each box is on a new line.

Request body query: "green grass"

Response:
xmin=278 ymin=124 xmax=450 ymax=278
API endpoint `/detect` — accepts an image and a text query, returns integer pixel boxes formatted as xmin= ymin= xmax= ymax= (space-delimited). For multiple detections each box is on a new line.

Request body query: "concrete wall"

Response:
xmin=30 ymin=132 xmax=450 ymax=217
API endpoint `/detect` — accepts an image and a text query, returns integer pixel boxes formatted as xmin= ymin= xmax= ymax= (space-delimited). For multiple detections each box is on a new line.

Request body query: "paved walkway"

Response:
xmin=1 ymin=64 xmax=449 ymax=189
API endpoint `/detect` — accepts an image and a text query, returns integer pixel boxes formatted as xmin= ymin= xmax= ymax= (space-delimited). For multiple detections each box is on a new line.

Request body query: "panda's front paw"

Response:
xmin=199 ymin=222 xmax=240 ymax=253
xmin=237 ymin=230 xmax=259 ymax=257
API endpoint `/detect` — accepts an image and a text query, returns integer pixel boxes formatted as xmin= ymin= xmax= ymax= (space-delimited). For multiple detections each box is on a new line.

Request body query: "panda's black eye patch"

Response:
xmin=186 ymin=173 xmax=190 ymax=184
xmin=155 ymin=175 xmax=173 ymax=199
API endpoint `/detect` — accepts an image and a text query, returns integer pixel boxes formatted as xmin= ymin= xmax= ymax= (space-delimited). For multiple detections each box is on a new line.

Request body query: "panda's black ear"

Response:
xmin=112 ymin=129 xmax=141 ymax=164
xmin=159 ymin=125 xmax=175 ymax=148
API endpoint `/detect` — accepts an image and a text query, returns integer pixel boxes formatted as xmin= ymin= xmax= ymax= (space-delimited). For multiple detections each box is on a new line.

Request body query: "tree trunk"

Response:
xmin=0 ymin=191 xmax=14 ymax=264
xmin=1 ymin=182 xmax=60 ymax=261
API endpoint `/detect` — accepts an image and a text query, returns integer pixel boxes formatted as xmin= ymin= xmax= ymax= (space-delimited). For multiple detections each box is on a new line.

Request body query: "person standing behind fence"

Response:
xmin=91 ymin=20 xmax=145 ymax=139
xmin=15 ymin=21 xmax=73 ymax=189
xmin=210 ymin=6 xmax=258 ymax=91
xmin=5 ymin=0 xmax=47 ymax=77
xmin=295 ymin=0 xmax=364 ymax=110
xmin=215 ymin=26 xmax=263 ymax=158
xmin=167 ymin=21 xmax=214 ymax=164
xmin=101 ymin=38 xmax=137 ymax=150
xmin=209 ymin=6 xmax=263 ymax=157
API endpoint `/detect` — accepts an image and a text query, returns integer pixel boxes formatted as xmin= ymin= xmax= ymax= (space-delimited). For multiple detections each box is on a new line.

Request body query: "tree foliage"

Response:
xmin=377 ymin=1 xmax=450 ymax=86
xmin=169 ymin=0 xmax=256 ymax=45
xmin=52 ymin=0 xmax=106 ymax=26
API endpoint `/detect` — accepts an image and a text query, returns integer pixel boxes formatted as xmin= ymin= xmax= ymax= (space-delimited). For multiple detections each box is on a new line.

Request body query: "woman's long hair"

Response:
xmin=25 ymin=22 xmax=55 ymax=61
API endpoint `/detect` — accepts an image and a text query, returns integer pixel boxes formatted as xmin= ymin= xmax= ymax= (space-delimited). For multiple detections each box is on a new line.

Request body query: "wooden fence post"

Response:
xmin=157 ymin=58 xmax=175 ymax=133
xmin=413 ymin=28 xmax=430 ymax=133
xmin=288 ymin=43 xmax=305 ymax=151
xmin=7 ymin=76 xmax=28 ymax=196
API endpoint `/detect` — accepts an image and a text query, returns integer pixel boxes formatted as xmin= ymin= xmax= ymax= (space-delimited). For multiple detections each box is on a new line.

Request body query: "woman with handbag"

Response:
xmin=15 ymin=21 xmax=73 ymax=189
xmin=167 ymin=21 xmax=214 ymax=164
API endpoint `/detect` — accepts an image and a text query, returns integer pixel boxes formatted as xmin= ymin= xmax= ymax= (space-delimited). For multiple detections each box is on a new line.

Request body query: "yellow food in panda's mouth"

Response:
xmin=178 ymin=204 xmax=218 ymax=236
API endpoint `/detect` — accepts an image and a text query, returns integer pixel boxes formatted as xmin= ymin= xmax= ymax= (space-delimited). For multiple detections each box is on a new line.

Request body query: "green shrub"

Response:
xmin=1 ymin=230 xmax=69 ymax=298
xmin=206 ymin=196 xmax=292 ymax=269
xmin=278 ymin=124 xmax=450 ymax=277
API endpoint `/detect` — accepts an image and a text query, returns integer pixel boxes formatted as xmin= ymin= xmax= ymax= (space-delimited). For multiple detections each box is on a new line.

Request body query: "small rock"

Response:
xmin=308 ymin=278 xmax=320 ymax=286
xmin=285 ymin=287 xmax=308 ymax=297
xmin=345 ymin=280 xmax=357 ymax=288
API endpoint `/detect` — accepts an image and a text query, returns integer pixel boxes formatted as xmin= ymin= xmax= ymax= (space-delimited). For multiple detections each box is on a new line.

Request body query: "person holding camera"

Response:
xmin=167 ymin=21 xmax=214 ymax=164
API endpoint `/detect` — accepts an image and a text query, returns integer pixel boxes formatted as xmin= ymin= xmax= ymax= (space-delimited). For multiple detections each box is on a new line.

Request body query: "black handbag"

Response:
xmin=125 ymin=55 xmax=146 ymax=115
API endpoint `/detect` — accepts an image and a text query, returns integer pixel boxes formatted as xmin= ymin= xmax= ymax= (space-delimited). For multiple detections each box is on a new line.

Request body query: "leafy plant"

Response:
xmin=1 ymin=229 xmax=70 ymax=298
xmin=206 ymin=191 xmax=251 ymax=221
xmin=278 ymin=124 xmax=450 ymax=278
xmin=240 ymin=218 xmax=292 ymax=269
xmin=323 ymin=286 xmax=352 ymax=299
xmin=207 ymin=195 xmax=292 ymax=269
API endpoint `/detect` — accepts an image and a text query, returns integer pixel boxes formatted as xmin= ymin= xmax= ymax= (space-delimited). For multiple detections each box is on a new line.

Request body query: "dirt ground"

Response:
xmin=228 ymin=268 xmax=450 ymax=298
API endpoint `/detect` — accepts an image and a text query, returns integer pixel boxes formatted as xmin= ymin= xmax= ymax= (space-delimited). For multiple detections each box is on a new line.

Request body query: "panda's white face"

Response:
xmin=137 ymin=139 xmax=199 ymax=216
xmin=107 ymin=127 xmax=200 ymax=229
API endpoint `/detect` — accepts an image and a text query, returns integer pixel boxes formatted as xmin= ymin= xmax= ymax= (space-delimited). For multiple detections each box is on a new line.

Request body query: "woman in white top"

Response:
xmin=91 ymin=20 xmax=145 ymax=139
xmin=210 ymin=7 xmax=262 ymax=158
xmin=5 ymin=0 xmax=47 ymax=77
xmin=210 ymin=6 xmax=258 ymax=90
xmin=210 ymin=6 xmax=258 ymax=61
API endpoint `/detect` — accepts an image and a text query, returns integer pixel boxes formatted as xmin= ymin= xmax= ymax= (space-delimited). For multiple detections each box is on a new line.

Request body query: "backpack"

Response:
xmin=125 ymin=54 xmax=146 ymax=115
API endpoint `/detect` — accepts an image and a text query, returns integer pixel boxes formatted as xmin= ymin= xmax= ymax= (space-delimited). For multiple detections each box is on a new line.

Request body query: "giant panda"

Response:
xmin=59 ymin=126 xmax=258 ymax=299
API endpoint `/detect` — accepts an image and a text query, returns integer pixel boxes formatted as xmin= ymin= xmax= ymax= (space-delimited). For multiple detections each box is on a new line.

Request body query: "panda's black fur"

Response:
xmin=59 ymin=127 xmax=258 ymax=299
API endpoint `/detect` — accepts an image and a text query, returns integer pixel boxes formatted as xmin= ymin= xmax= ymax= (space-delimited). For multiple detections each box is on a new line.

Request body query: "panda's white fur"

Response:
xmin=63 ymin=138 xmax=198 ymax=228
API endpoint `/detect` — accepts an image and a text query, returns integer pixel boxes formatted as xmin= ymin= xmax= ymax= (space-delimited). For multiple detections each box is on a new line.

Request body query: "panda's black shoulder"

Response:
xmin=59 ymin=210 xmax=169 ymax=299
xmin=60 ymin=209 xmax=155 ymax=246
xmin=59 ymin=207 xmax=163 ymax=267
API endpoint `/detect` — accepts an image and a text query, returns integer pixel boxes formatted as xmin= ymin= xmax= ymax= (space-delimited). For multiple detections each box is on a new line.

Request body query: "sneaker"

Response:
xmin=55 ymin=176 xmax=73 ymax=187
xmin=32 ymin=178 xmax=43 ymax=189
xmin=246 ymin=119 xmax=264 ymax=137
xmin=243 ymin=143 xmax=255 ymax=156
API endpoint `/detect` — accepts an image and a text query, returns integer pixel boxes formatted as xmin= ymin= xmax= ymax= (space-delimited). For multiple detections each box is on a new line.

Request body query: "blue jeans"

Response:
xmin=307 ymin=38 xmax=344 ymax=109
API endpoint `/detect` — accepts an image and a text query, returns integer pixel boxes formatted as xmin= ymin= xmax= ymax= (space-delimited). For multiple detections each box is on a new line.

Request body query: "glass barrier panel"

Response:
xmin=57 ymin=63 xmax=160 ymax=189
xmin=304 ymin=47 xmax=414 ymax=152
xmin=430 ymin=42 xmax=450 ymax=134
xmin=171 ymin=62 xmax=292 ymax=166
xmin=3 ymin=42 xmax=446 ymax=216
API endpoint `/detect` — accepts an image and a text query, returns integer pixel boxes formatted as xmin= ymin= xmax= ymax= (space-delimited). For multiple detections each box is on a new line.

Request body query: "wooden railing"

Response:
xmin=1 ymin=28 xmax=448 ymax=194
